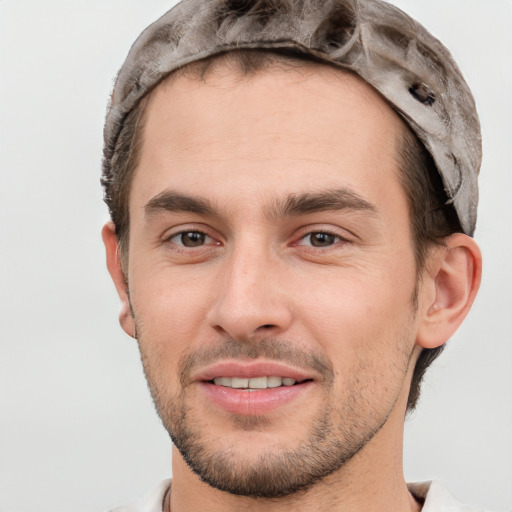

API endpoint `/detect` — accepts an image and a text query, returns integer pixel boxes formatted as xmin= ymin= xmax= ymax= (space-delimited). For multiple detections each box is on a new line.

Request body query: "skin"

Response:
xmin=103 ymin=62 xmax=481 ymax=512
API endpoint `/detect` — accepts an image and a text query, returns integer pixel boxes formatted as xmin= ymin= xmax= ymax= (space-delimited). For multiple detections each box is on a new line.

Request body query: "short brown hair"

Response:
xmin=398 ymin=127 xmax=461 ymax=410
xmin=101 ymin=50 xmax=462 ymax=410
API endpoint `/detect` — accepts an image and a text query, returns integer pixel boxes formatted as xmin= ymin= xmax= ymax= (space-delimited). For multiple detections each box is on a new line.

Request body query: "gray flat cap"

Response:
xmin=103 ymin=0 xmax=481 ymax=235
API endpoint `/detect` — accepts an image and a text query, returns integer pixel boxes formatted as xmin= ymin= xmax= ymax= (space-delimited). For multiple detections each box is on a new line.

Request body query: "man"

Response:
xmin=101 ymin=0 xmax=483 ymax=510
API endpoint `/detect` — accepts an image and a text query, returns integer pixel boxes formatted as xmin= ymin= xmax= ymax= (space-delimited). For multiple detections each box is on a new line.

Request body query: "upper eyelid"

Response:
xmin=301 ymin=228 xmax=346 ymax=238
xmin=169 ymin=230 xmax=212 ymax=240
xmin=165 ymin=230 xmax=219 ymax=250
xmin=162 ymin=225 xmax=216 ymax=241
xmin=294 ymin=232 xmax=347 ymax=247
xmin=293 ymin=225 xmax=354 ymax=241
xmin=160 ymin=224 xmax=354 ymax=244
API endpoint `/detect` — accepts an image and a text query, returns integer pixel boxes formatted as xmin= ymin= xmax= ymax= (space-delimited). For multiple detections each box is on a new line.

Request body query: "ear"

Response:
xmin=102 ymin=222 xmax=136 ymax=338
xmin=417 ymin=233 xmax=482 ymax=349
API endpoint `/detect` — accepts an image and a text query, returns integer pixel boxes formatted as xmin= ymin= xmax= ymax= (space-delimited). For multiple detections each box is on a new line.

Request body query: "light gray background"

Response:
xmin=0 ymin=1 xmax=511 ymax=511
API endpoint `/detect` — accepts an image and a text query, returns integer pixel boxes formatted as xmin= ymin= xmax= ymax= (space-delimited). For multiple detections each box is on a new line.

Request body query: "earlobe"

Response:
xmin=101 ymin=222 xmax=136 ymax=338
xmin=417 ymin=233 xmax=482 ymax=349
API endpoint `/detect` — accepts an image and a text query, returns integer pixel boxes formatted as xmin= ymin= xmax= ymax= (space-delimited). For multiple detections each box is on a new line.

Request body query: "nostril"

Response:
xmin=261 ymin=324 xmax=275 ymax=329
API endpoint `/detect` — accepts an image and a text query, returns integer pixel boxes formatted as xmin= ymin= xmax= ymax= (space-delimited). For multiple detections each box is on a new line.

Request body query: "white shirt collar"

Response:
xmin=110 ymin=479 xmax=489 ymax=511
xmin=408 ymin=480 xmax=488 ymax=512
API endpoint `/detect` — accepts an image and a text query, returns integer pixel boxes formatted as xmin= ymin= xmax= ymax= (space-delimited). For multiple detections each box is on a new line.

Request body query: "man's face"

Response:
xmin=123 ymin=64 xmax=425 ymax=497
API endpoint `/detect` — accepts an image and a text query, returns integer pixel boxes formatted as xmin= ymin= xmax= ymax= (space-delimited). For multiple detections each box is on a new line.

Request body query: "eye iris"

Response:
xmin=310 ymin=233 xmax=336 ymax=247
xmin=181 ymin=232 xmax=205 ymax=247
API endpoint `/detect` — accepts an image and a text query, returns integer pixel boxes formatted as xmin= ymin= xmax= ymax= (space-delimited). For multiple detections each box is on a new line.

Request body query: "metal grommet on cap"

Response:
xmin=409 ymin=83 xmax=436 ymax=106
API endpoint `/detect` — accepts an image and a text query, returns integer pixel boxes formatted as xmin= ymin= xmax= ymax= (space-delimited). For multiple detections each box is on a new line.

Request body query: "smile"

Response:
xmin=193 ymin=361 xmax=317 ymax=414
xmin=212 ymin=376 xmax=301 ymax=389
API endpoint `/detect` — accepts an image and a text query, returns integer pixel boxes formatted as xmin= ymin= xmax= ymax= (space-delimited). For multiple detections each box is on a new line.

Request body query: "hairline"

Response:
xmin=117 ymin=50 xmax=438 ymax=271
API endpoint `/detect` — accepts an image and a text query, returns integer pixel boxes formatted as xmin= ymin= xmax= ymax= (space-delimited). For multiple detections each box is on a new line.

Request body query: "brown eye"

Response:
xmin=171 ymin=231 xmax=208 ymax=247
xmin=181 ymin=232 xmax=205 ymax=247
xmin=308 ymin=232 xmax=338 ymax=247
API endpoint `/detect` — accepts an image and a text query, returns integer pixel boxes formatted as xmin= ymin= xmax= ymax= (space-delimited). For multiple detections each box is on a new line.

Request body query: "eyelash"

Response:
xmin=166 ymin=229 xmax=217 ymax=248
xmin=294 ymin=229 xmax=350 ymax=249
xmin=164 ymin=227 xmax=350 ymax=251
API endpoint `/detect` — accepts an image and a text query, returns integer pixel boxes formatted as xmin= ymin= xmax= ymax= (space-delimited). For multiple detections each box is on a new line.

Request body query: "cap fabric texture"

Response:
xmin=103 ymin=0 xmax=481 ymax=234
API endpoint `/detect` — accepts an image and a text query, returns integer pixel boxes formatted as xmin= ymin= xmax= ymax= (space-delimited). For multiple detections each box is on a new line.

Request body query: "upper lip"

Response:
xmin=193 ymin=360 xmax=315 ymax=382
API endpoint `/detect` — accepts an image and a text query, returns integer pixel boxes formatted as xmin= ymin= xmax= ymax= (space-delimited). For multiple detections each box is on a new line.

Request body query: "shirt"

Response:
xmin=108 ymin=479 xmax=489 ymax=511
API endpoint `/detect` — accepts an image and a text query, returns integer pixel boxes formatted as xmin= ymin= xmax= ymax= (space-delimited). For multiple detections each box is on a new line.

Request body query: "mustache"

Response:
xmin=178 ymin=337 xmax=334 ymax=386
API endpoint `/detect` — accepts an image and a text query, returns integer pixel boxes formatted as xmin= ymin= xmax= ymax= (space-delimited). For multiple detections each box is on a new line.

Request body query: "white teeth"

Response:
xmin=231 ymin=377 xmax=249 ymax=388
xmin=267 ymin=376 xmax=282 ymax=388
xmin=212 ymin=376 xmax=299 ymax=389
xmin=249 ymin=376 xmax=268 ymax=389
xmin=217 ymin=377 xmax=231 ymax=387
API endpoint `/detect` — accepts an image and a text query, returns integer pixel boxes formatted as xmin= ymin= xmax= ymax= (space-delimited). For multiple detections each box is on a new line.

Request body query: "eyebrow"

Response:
xmin=266 ymin=188 xmax=378 ymax=219
xmin=144 ymin=191 xmax=218 ymax=218
xmin=143 ymin=187 xmax=377 ymax=220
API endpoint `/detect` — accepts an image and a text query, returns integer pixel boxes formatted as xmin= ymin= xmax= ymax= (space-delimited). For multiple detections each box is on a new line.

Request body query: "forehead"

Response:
xmin=133 ymin=61 xmax=408 ymax=215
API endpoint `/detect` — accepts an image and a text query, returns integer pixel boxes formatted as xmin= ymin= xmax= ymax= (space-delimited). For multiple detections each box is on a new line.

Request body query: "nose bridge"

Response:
xmin=208 ymin=234 xmax=292 ymax=339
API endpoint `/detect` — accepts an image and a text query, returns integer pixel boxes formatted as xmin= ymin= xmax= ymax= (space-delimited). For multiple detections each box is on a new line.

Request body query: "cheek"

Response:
xmin=292 ymin=260 xmax=418 ymax=367
xmin=130 ymin=264 xmax=215 ymax=367
xmin=295 ymin=271 xmax=417 ymax=418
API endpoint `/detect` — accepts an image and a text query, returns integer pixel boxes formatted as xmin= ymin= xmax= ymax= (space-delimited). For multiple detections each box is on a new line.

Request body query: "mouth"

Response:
xmin=210 ymin=376 xmax=310 ymax=390
xmin=195 ymin=361 xmax=316 ymax=415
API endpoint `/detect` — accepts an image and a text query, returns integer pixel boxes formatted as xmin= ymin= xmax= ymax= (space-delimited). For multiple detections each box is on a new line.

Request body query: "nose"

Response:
xmin=207 ymin=241 xmax=293 ymax=341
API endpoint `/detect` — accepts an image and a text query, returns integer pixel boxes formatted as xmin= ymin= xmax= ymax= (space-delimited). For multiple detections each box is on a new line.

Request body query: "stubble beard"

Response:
xmin=162 ymin=391 xmax=378 ymax=498
xmin=135 ymin=328 xmax=416 ymax=499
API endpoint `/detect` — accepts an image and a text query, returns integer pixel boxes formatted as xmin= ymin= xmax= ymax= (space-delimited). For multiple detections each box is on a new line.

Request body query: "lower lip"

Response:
xmin=198 ymin=381 xmax=313 ymax=415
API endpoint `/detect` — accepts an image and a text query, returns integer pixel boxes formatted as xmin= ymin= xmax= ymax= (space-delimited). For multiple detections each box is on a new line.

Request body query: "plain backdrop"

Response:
xmin=0 ymin=1 xmax=511 ymax=511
